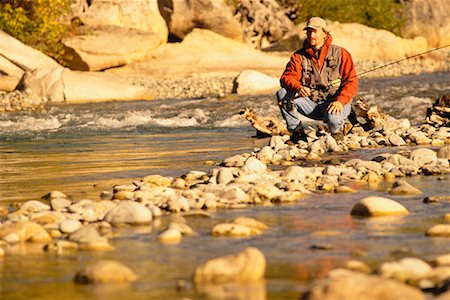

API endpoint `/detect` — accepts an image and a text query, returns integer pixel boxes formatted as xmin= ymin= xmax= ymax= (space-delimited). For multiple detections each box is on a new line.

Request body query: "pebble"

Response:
xmin=350 ymin=196 xmax=410 ymax=217
xmin=425 ymin=224 xmax=450 ymax=237
xmin=74 ymin=260 xmax=137 ymax=284
xmin=59 ymin=219 xmax=82 ymax=234
xmin=158 ymin=228 xmax=182 ymax=244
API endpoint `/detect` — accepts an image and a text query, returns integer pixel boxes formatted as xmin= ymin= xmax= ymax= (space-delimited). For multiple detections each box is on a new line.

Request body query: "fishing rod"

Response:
xmin=355 ymin=44 xmax=450 ymax=78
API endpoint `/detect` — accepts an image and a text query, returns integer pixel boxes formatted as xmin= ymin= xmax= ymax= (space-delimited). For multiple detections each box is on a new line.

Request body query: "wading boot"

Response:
xmin=290 ymin=124 xmax=308 ymax=144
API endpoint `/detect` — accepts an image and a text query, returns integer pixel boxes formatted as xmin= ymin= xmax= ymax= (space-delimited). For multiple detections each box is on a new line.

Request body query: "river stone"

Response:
xmin=0 ymin=247 xmax=5 ymax=257
xmin=74 ymin=260 xmax=137 ymax=284
xmin=387 ymin=133 xmax=407 ymax=146
xmin=217 ymin=167 xmax=235 ymax=185
xmin=240 ymin=157 xmax=267 ymax=175
xmin=344 ymin=260 xmax=371 ymax=273
xmin=50 ymin=198 xmax=72 ymax=211
xmin=104 ymin=201 xmax=152 ymax=225
xmin=410 ymin=148 xmax=438 ymax=166
xmin=223 ymin=154 xmax=248 ymax=167
xmin=434 ymin=254 xmax=450 ymax=266
xmin=389 ymin=180 xmax=423 ymax=195
xmin=0 ymin=221 xmax=52 ymax=243
xmin=284 ymin=166 xmax=306 ymax=182
xmin=167 ymin=196 xmax=190 ymax=213
xmin=437 ymin=145 xmax=450 ymax=159
xmin=304 ymin=269 xmax=425 ymax=300
xmin=423 ymin=195 xmax=450 ymax=203
xmin=20 ymin=200 xmax=51 ymax=213
xmin=158 ymin=228 xmax=183 ymax=244
xmin=425 ymin=224 xmax=450 ymax=237
xmin=142 ymin=174 xmax=172 ymax=187
xmin=233 ymin=217 xmax=268 ymax=231
xmin=212 ymin=223 xmax=260 ymax=237
xmin=379 ymin=257 xmax=432 ymax=282
xmin=112 ymin=190 xmax=135 ymax=201
xmin=193 ymin=247 xmax=266 ymax=283
xmin=235 ymin=70 xmax=279 ymax=95
xmin=269 ymin=135 xmax=287 ymax=152
xmin=59 ymin=219 xmax=82 ymax=234
xmin=221 ymin=187 xmax=250 ymax=203
xmin=350 ymin=196 xmax=410 ymax=217
xmin=42 ymin=191 xmax=68 ymax=200
xmin=256 ymin=146 xmax=275 ymax=164
xmin=68 ymin=226 xmax=105 ymax=243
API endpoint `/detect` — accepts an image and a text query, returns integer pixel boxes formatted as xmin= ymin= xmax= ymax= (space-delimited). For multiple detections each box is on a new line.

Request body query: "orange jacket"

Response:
xmin=280 ymin=34 xmax=358 ymax=105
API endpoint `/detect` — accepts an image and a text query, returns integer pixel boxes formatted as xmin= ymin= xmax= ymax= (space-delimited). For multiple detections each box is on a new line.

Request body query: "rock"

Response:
xmin=345 ymin=260 xmax=371 ymax=273
xmin=169 ymin=222 xmax=194 ymax=236
xmin=159 ymin=0 xmax=244 ymax=41
xmin=20 ymin=200 xmax=51 ymax=213
xmin=59 ymin=219 xmax=82 ymax=234
xmin=240 ymin=157 xmax=267 ymax=175
xmin=400 ymin=0 xmax=450 ymax=48
xmin=283 ymin=166 xmax=306 ymax=181
xmin=437 ymin=145 xmax=450 ymax=159
xmin=41 ymin=190 xmax=68 ymax=200
xmin=379 ymin=257 xmax=432 ymax=282
xmin=193 ymin=247 xmax=266 ymax=283
xmin=158 ymin=228 xmax=182 ymax=244
xmin=142 ymin=174 xmax=172 ymax=187
xmin=211 ymin=223 xmax=261 ymax=237
xmin=409 ymin=148 xmax=438 ymax=167
xmin=387 ymin=133 xmax=407 ymax=146
xmin=50 ymin=198 xmax=72 ymax=211
xmin=234 ymin=70 xmax=279 ymax=95
xmin=303 ymin=269 xmax=425 ymax=300
xmin=63 ymin=26 xmax=164 ymax=71
xmin=104 ymin=201 xmax=152 ymax=225
xmin=223 ymin=154 xmax=249 ymax=167
xmin=389 ymin=180 xmax=423 ymax=195
xmin=68 ymin=226 xmax=106 ymax=244
xmin=74 ymin=260 xmax=137 ymax=284
xmin=217 ymin=167 xmax=236 ymax=185
xmin=0 ymin=221 xmax=52 ymax=243
xmin=425 ymin=224 xmax=450 ymax=237
xmin=232 ymin=217 xmax=268 ymax=231
xmin=167 ymin=196 xmax=190 ymax=213
xmin=423 ymin=195 xmax=450 ymax=203
xmin=0 ymin=30 xmax=60 ymax=76
xmin=350 ymin=196 xmax=410 ymax=217
xmin=434 ymin=254 xmax=450 ymax=266
xmin=0 ymin=247 xmax=5 ymax=257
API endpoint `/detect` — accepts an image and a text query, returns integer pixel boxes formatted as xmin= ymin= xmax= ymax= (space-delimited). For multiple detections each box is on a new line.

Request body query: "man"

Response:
xmin=276 ymin=17 xmax=358 ymax=143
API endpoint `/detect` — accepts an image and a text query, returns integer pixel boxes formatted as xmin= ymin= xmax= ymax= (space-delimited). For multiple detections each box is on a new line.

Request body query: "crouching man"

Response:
xmin=276 ymin=17 xmax=358 ymax=143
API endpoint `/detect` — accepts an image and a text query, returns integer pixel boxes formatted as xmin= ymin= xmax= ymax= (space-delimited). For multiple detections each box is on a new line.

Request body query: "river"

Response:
xmin=0 ymin=72 xmax=449 ymax=299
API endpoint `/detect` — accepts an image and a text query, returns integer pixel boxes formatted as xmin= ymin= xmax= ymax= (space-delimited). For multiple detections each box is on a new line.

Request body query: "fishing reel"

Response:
xmin=278 ymin=98 xmax=295 ymax=111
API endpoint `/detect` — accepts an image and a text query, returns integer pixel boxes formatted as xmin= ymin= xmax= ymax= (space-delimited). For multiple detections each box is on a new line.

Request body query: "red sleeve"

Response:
xmin=280 ymin=52 xmax=303 ymax=91
xmin=337 ymin=48 xmax=358 ymax=105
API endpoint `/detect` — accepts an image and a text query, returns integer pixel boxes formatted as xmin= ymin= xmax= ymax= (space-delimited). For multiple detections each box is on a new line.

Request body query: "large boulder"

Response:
xmin=265 ymin=21 xmax=428 ymax=63
xmin=74 ymin=0 xmax=168 ymax=44
xmin=158 ymin=0 xmax=244 ymax=42
xmin=62 ymin=26 xmax=165 ymax=71
xmin=114 ymin=29 xmax=288 ymax=78
xmin=400 ymin=0 xmax=450 ymax=48
xmin=234 ymin=70 xmax=280 ymax=95
xmin=20 ymin=68 xmax=154 ymax=103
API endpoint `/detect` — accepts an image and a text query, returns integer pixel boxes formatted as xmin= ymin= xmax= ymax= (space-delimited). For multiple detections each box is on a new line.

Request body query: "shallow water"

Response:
xmin=0 ymin=72 xmax=449 ymax=299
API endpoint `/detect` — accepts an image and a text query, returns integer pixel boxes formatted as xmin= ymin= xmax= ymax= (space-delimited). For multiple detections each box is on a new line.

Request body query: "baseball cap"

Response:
xmin=303 ymin=17 xmax=328 ymax=31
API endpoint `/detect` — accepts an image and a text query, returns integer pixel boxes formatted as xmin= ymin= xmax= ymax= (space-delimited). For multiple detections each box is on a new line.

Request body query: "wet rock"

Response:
xmin=387 ymin=133 xmax=407 ymax=146
xmin=169 ymin=222 xmax=194 ymax=236
xmin=44 ymin=240 xmax=79 ymax=253
xmin=390 ymin=180 xmax=423 ymax=195
xmin=0 ymin=221 xmax=52 ymax=243
xmin=166 ymin=196 xmax=190 ymax=213
xmin=240 ymin=157 xmax=267 ymax=175
xmin=437 ymin=145 xmax=450 ymax=159
xmin=256 ymin=146 xmax=275 ymax=163
xmin=379 ymin=257 xmax=432 ymax=282
xmin=50 ymin=198 xmax=72 ymax=211
xmin=217 ymin=167 xmax=236 ymax=185
xmin=232 ymin=217 xmax=268 ymax=231
xmin=335 ymin=185 xmax=357 ymax=193
xmin=434 ymin=254 xmax=450 ymax=266
xmin=303 ymin=269 xmax=425 ymax=300
xmin=350 ymin=196 xmax=410 ymax=217
xmin=20 ymin=200 xmax=50 ymax=213
xmin=223 ymin=154 xmax=249 ymax=167
xmin=212 ymin=223 xmax=260 ymax=237
xmin=112 ymin=190 xmax=135 ymax=200
xmin=158 ymin=228 xmax=182 ymax=244
xmin=0 ymin=247 xmax=5 ymax=257
xmin=59 ymin=219 xmax=82 ymax=234
xmin=104 ymin=201 xmax=152 ymax=225
xmin=248 ymin=183 xmax=284 ymax=203
xmin=425 ymin=224 xmax=450 ymax=237
xmin=423 ymin=195 xmax=450 ymax=203
xmin=142 ymin=174 xmax=172 ymax=187
xmin=74 ymin=260 xmax=137 ymax=284
xmin=344 ymin=260 xmax=371 ymax=273
xmin=41 ymin=191 xmax=68 ymax=200
xmin=221 ymin=187 xmax=250 ymax=203
xmin=410 ymin=148 xmax=438 ymax=166
xmin=193 ymin=247 xmax=266 ymax=283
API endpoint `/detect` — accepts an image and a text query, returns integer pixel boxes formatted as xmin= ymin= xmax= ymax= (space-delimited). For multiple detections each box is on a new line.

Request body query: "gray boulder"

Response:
xmin=158 ymin=0 xmax=244 ymax=41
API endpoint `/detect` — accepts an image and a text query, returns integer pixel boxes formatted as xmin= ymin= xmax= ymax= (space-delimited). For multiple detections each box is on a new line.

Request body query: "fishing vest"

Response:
xmin=299 ymin=44 xmax=342 ymax=102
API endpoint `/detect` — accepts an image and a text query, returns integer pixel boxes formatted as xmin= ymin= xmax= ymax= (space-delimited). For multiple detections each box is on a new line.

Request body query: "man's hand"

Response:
xmin=298 ymin=86 xmax=311 ymax=98
xmin=327 ymin=101 xmax=343 ymax=115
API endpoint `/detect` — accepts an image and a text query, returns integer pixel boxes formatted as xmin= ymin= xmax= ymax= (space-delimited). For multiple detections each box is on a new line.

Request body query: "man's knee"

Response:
xmin=327 ymin=114 xmax=346 ymax=133
xmin=276 ymin=88 xmax=288 ymax=101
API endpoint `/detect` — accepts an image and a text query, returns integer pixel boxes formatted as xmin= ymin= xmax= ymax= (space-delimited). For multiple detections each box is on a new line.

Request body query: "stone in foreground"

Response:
xmin=74 ymin=260 xmax=137 ymax=284
xmin=193 ymin=247 xmax=266 ymax=284
xmin=350 ymin=196 xmax=410 ymax=217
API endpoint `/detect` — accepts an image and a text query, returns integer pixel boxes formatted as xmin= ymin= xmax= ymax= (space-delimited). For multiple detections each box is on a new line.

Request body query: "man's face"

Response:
xmin=306 ymin=28 xmax=327 ymax=49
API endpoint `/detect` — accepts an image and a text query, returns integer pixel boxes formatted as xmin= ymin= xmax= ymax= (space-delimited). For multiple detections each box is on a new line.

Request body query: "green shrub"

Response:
xmin=0 ymin=0 xmax=71 ymax=64
xmin=294 ymin=0 xmax=406 ymax=35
